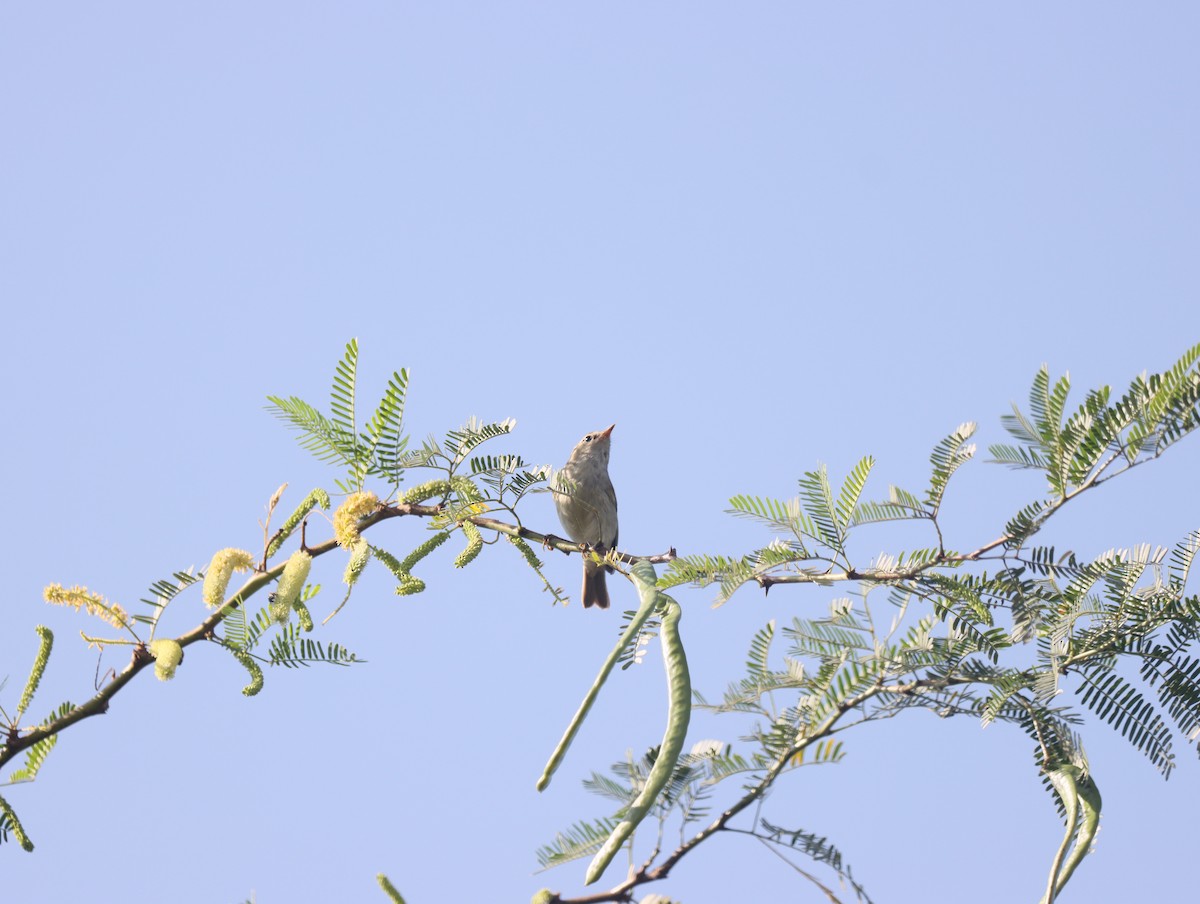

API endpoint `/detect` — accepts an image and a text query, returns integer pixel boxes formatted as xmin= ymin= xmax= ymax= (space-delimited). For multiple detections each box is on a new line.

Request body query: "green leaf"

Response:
xmin=835 ymin=456 xmax=875 ymax=528
xmin=988 ymin=443 xmax=1048 ymax=471
xmin=444 ymin=417 xmax=516 ymax=467
xmin=1074 ymin=667 xmax=1174 ymax=777
xmin=926 ymin=423 xmax=976 ymax=514
xmin=364 ymin=368 xmax=410 ymax=481
xmin=267 ymin=625 xmax=362 ymax=669
xmin=746 ymin=621 xmax=776 ymax=677
xmin=535 ymin=817 xmax=624 ymax=869
xmin=759 ymin=818 xmax=873 ymax=903
xmin=798 ymin=464 xmax=842 ymax=552
xmin=265 ymin=394 xmax=359 ymax=469
xmin=330 ymin=338 xmax=359 ymax=437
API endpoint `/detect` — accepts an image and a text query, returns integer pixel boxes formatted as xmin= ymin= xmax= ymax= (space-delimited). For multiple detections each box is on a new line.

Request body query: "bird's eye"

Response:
xmin=584 ymin=434 xmax=593 ymax=442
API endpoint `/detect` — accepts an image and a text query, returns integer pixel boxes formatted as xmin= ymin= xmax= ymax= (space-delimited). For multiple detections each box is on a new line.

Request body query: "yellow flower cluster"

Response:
xmin=400 ymin=479 xmax=451 ymax=505
xmin=149 ymin=639 xmax=184 ymax=681
xmin=454 ymin=521 xmax=483 ymax=568
xmin=43 ymin=584 xmax=131 ymax=629
xmin=272 ymin=549 xmax=312 ymax=623
xmin=333 ymin=491 xmax=380 ymax=548
xmin=344 ymin=538 xmax=372 ymax=587
xmin=202 ymin=548 xmax=255 ymax=608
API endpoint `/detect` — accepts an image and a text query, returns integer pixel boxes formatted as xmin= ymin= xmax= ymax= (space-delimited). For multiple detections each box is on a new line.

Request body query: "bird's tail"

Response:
xmin=582 ymin=566 xmax=609 ymax=609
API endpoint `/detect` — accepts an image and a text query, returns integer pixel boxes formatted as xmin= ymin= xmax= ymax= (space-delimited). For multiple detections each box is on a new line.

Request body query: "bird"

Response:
xmin=554 ymin=424 xmax=618 ymax=609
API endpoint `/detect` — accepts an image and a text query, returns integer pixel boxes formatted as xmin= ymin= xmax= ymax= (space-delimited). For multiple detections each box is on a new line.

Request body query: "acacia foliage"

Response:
xmin=3 ymin=342 xmax=1199 ymax=904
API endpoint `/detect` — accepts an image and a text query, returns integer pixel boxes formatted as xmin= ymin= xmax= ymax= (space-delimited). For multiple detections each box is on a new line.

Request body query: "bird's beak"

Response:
xmin=600 ymin=424 xmax=615 ymax=439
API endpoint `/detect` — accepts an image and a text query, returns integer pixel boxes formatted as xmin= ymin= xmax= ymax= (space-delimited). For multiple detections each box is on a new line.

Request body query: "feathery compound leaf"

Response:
xmin=265 ymin=395 xmax=359 ymax=469
xmin=1061 ymin=386 xmax=1117 ymax=487
xmin=1167 ymin=531 xmax=1200 ymax=591
xmin=926 ymin=423 xmax=976 ymax=514
xmin=536 ymin=817 xmax=624 ymax=869
xmin=222 ymin=600 xmax=247 ymax=650
xmin=138 ymin=570 xmax=201 ymax=617
xmin=267 ymin=624 xmax=362 ymax=669
xmin=980 ymin=671 xmax=1037 ymax=729
xmin=1125 ymin=343 xmax=1200 ymax=458
xmin=759 ymin=819 xmax=873 ymax=903
xmin=365 ymin=368 xmax=410 ymax=480
xmin=330 ymin=338 xmax=359 ymax=437
xmin=444 ymin=417 xmax=516 ymax=466
xmin=987 ymin=443 xmax=1048 ymax=471
xmin=798 ymin=464 xmax=842 ymax=552
xmin=660 ymin=553 xmax=750 ymax=592
xmin=1074 ymin=667 xmax=1175 ymax=776
xmin=746 ymin=620 xmax=776 ymax=677
xmin=727 ymin=494 xmax=800 ymax=534
xmin=851 ymin=483 xmax=930 ymax=526
xmin=1142 ymin=654 xmax=1200 ymax=745
xmin=1005 ymin=500 xmax=1049 ymax=548
xmin=8 ymin=735 xmax=57 ymax=784
xmin=784 ymin=615 xmax=873 ymax=659
xmin=1029 ymin=365 xmax=1071 ymax=447
xmin=835 ymin=456 xmax=875 ymax=527
xmin=1001 ymin=400 xmax=1043 ymax=446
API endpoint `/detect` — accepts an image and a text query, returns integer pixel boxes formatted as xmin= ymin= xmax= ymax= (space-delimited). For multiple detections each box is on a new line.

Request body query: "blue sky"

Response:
xmin=2 ymin=4 xmax=1198 ymax=902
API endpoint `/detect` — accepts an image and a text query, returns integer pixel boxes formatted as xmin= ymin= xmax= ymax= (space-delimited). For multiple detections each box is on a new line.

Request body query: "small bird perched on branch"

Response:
xmin=554 ymin=424 xmax=619 ymax=609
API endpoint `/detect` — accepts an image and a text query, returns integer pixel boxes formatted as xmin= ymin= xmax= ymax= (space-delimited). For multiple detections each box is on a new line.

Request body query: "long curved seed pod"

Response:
xmin=584 ymin=595 xmax=690 ymax=885
xmin=537 ymin=560 xmax=662 ymax=793
xmin=1043 ymin=769 xmax=1102 ymax=903
xmin=1040 ymin=766 xmax=1082 ymax=904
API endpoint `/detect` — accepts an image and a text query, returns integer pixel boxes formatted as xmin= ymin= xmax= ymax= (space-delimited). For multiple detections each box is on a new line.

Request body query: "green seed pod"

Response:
xmin=149 ymin=639 xmax=184 ymax=681
xmin=454 ymin=521 xmax=483 ymax=568
xmin=537 ymin=561 xmax=663 ymax=793
xmin=202 ymin=548 xmax=255 ymax=608
xmin=585 ymin=597 xmax=690 ymax=885
xmin=400 ymin=479 xmax=452 ymax=505
xmin=17 ymin=626 xmax=53 ymax=719
xmin=530 ymin=890 xmax=554 ymax=904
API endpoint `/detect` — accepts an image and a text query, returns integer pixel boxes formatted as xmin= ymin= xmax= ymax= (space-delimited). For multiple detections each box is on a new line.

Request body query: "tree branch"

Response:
xmin=0 ymin=501 xmax=675 ymax=771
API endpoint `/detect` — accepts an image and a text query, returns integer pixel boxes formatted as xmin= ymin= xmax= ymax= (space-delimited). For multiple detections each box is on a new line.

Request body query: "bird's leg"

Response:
xmin=539 ymin=532 xmax=575 ymax=556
